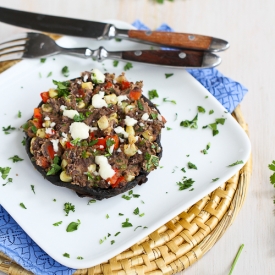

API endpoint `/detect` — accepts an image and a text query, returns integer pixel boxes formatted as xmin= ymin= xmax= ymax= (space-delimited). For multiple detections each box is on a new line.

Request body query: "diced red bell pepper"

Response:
xmin=31 ymin=118 xmax=42 ymax=129
xmin=121 ymin=81 xmax=130 ymax=90
xmin=111 ymin=175 xmax=125 ymax=188
xmin=95 ymin=137 xmax=106 ymax=150
xmin=104 ymin=82 xmax=113 ymax=89
xmin=40 ymin=91 xmax=50 ymax=103
xmin=33 ymin=108 xmax=42 ymax=120
xmin=47 ymin=144 xmax=55 ymax=159
xmin=66 ymin=141 xmax=74 ymax=149
xmin=89 ymin=132 xmax=95 ymax=139
xmin=78 ymin=89 xmax=85 ymax=98
xmin=37 ymin=156 xmax=49 ymax=169
xmin=129 ymin=89 xmax=142 ymax=100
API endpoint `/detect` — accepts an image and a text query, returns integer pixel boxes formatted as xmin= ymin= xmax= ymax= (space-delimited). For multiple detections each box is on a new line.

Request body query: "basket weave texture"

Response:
xmin=0 ymin=56 xmax=252 ymax=275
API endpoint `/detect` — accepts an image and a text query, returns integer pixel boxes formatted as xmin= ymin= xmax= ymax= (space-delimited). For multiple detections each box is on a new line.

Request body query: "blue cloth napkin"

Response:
xmin=0 ymin=21 xmax=248 ymax=275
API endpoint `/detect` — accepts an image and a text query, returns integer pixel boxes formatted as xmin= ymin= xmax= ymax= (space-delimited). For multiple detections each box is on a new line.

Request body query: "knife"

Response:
xmin=0 ymin=6 xmax=229 ymax=52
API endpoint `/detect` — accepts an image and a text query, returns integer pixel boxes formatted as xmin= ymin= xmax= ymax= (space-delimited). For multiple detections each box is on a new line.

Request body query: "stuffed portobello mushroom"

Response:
xmin=22 ymin=69 xmax=166 ymax=200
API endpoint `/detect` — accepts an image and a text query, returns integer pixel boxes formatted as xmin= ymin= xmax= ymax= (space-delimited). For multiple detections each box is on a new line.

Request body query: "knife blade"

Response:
xmin=0 ymin=7 xmax=229 ymax=52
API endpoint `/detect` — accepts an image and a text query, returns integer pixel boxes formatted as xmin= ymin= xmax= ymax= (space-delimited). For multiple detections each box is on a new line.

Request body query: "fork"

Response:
xmin=0 ymin=32 xmax=221 ymax=68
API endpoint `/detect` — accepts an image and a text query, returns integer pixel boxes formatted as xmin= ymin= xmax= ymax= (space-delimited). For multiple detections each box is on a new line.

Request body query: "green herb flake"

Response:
xmin=181 ymin=167 xmax=186 ymax=173
xmin=20 ymin=202 xmax=27 ymax=209
xmin=133 ymin=207 xmax=139 ymax=215
xmin=111 ymin=240 xmax=115 ymax=245
xmin=187 ymin=162 xmax=197 ymax=170
xmin=148 ymin=89 xmax=159 ymax=100
xmin=165 ymin=73 xmax=174 ymax=79
xmin=209 ymin=110 xmax=214 ymax=115
xmin=2 ymin=125 xmax=16 ymax=134
xmin=87 ymin=199 xmax=96 ymax=205
xmin=216 ymin=118 xmax=226 ymax=125
xmin=64 ymin=202 xmax=75 ymax=216
xmin=77 ymin=256 xmax=84 ymax=260
xmin=269 ymin=161 xmax=275 ymax=187
xmin=0 ymin=167 xmax=11 ymax=180
xmin=63 ymin=253 xmax=70 ymax=258
xmin=31 ymin=185 xmax=35 ymax=194
xmin=177 ymin=177 xmax=195 ymax=191
xmin=115 ymin=38 xmax=122 ymax=42
xmin=52 ymin=80 xmax=71 ymax=97
xmin=21 ymin=137 xmax=26 ymax=146
xmin=180 ymin=113 xmax=198 ymax=129
xmin=66 ymin=219 xmax=81 ymax=232
xmin=163 ymin=97 xmax=176 ymax=104
xmin=9 ymin=155 xmax=23 ymax=163
xmin=228 ymin=160 xmax=244 ymax=167
xmin=106 ymin=214 xmax=110 ymax=219
xmin=134 ymin=225 xmax=142 ymax=231
xmin=212 ymin=178 xmax=219 ymax=182
xmin=137 ymin=100 xmax=144 ymax=110
xmin=17 ymin=111 xmax=22 ymax=118
xmin=118 ymin=213 xmax=124 ymax=216
xmin=122 ymin=194 xmax=131 ymax=200
xmin=174 ymin=113 xmax=178 ymax=121
xmin=53 ymin=221 xmax=62 ymax=226
xmin=61 ymin=66 xmax=70 ymax=77
xmin=124 ymin=62 xmax=133 ymax=71
xmin=113 ymin=60 xmax=119 ymax=67
xmin=122 ymin=218 xmax=133 ymax=228
xmin=47 ymin=72 xmax=52 ymax=78
xmin=3 ymin=178 xmax=12 ymax=186
xmin=73 ymin=113 xmax=85 ymax=122
xmin=166 ymin=127 xmax=172 ymax=130
xmin=115 ymin=232 xmax=121 ymax=236
xmin=46 ymin=156 xmax=61 ymax=176
xmin=40 ymin=58 xmax=46 ymax=63
xmin=197 ymin=106 xmax=205 ymax=113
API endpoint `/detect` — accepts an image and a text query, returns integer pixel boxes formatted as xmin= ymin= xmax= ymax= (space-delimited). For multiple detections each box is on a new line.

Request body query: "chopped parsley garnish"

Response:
xmin=47 ymin=72 xmax=52 ymax=78
xmin=180 ymin=113 xmax=198 ymax=129
xmin=115 ymin=232 xmax=121 ymax=236
xmin=113 ymin=60 xmax=119 ymax=67
xmin=2 ymin=125 xmax=16 ymax=134
xmin=119 ymin=213 xmax=124 ymax=216
xmin=115 ymin=38 xmax=122 ymax=42
xmin=0 ymin=167 xmax=11 ymax=180
xmin=66 ymin=219 xmax=81 ymax=232
xmin=133 ymin=207 xmax=139 ymax=215
xmin=71 ymin=138 xmax=81 ymax=146
xmin=81 ymin=150 xmax=89 ymax=159
xmin=73 ymin=113 xmax=85 ymax=122
xmin=89 ymin=139 xmax=98 ymax=146
xmin=61 ymin=66 xmax=70 ymax=77
xmin=216 ymin=118 xmax=226 ymax=125
xmin=228 ymin=160 xmax=244 ymax=167
xmin=134 ymin=226 xmax=142 ymax=231
xmin=63 ymin=253 xmax=70 ymax=258
xmin=122 ymin=218 xmax=133 ymax=228
xmin=17 ymin=111 xmax=22 ymax=118
xmin=46 ymin=156 xmax=61 ymax=175
xmin=177 ymin=177 xmax=195 ymax=190
xmin=166 ymin=127 xmax=172 ymax=130
xmin=269 ymin=161 xmax=275 ymax=187
xmin=137 ymin=100 xmax=144 ymax=110
xmin=181 ymin=167 xmax=186 ymax=173
xmin=3 ymin=178 xmax=12 ymax=186
xmin=106 ymin=214 xmax=110 ymax=219
xmin=144 ymin=152 xmax=159 ymax=171
xmin=175 ymin=113 xmax=178 ymax=121
xmin=111 ymin=240 xmax=115 ymax=245
xmin=124 ymin=62 xmax=133 ymax=71
xmin=122 ymin=194 xmax=131 ymax=200
xmin=77 ymin=256 xmax=84 ymax=260
xmin=212 ymin=178 xmax=219 ymax=182
xmin=197 ymin=106 xmax=205 ymax=113
xmin=151 ymin=113 xmax=158 ymax=120
xmin=106 ymin=138 xmax=115 ymax=155
xmin=53 ymin=221 xmax=62 ymax=226
xmin=22 ymin=137 xmax=26 ymax=146
xmin=148 ymin=89 xmax=159 ymax=100
xmin=40 ymin=58 xmax=46 ymax=63
xmin=52 ymin=80 xmax=70 ymax=97
xmin=64 ymin=202 xmax=75 ymax=216
xmin=163 ymin=97 xmax=176 ymax=104
xmin=187 ymin=162 xmax=197 ymax=170
xmin=31 ymin=125 xmax=37 ymax=134
xmin=9 ymin=155 xmax=23 ymax=163
xmin=87 ymin=199 xmax=96 ymax=205
xmin=19 ymin=202 xmax=27 ymax=209
xmin=31 ymin=185 xmax=35 ymax=194
xmin=165 ymin=73 xmax=174 ymax=78
xmin=201 ymin=143 xmax=211 ymax=154
xmin=209 ymin=110 xmax=214 ymax=115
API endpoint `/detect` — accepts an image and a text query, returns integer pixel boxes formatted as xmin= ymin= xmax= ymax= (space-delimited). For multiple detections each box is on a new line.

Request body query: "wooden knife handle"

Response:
xmin=128 ymin=30 xmax=213 ymax=51
xmin=122 ymin=50 xmax=207 ymax=68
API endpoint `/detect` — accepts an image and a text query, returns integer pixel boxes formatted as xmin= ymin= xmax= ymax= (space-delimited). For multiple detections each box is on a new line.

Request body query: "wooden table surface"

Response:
xmin=0 ymin=1 xmax=274 ymax=274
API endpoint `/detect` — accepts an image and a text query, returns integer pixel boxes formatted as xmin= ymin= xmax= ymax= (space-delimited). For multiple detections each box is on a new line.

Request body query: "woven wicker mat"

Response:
xmin=0 ymin=58 xmax=252 ymax=275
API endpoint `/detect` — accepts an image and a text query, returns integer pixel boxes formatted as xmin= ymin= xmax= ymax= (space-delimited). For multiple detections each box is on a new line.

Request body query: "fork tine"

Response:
xmin=0 ymin=46 xmax=25 ymax=56
xmin=0 ymin=40 xmax=26 ymax=51
xmin=0 ymin=33 xmax=28 ymax=45
xmin=0 ymin=51 xmax=24 ymax=62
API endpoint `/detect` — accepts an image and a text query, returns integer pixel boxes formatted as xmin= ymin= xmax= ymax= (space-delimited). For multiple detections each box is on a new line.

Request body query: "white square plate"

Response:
xmin=0 ymin=21 xmax=250 ymax=269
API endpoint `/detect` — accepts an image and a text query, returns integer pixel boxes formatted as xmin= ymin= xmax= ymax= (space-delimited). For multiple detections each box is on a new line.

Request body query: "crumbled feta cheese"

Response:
xmin=44 ymin=116 xmax=50 ymax=121
xmin=62 ymin=132 xmax=68 ymax=139
xmin=95 ymin=156 xmax=115 ymax=180
xmin=83 ymin=74 xmax=88 ymax=82
xmin=109 ymin=144 xmax=114 ymax=154
xmin=114 ymin=126 xmax=129 ymax=138
xmin=89 ymin=127 xmax=98 ymax=132
xmin=137 ymin=149 xmax=142 ymax=154
xmin=50 ymin=139 xmax=59 ymax=152
xmin=50 ymin=122 xmax=56 ymax=128
xmin=139 ymin=122 xmax=144 ymax=127
xmin=92 ymin=91 xmax=107 ymax=108
xmin=158 ymin=114 xmax=163 ymax=121
xmin=69 ymin=122 xmax=90 ymax=140
xmin=91 ymin=68 xmax=105 ymax=83
xmin=117 ymin=148 xmax=122 ymax=152
xmin=45 ymin=128 xmax=54 ymax=135
xmin=141 ymin=113 xmax=149 ymax=120
xmin=63 ymin=109 xmax=79 ymax=119
xmin=119 ymin=138 xmax=124 ymax=143
xmin=42 ymin=123 xmax=46 ymax=127
xmin=77 ymin=80 xmax=82 ymax=85
xmin=117 ymin=95 xmax=128 ymax=106
xmin=124 ymin=115 xmax=138 ymax=126
xmin=60 ymin=105 xmax=67 ymax=111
